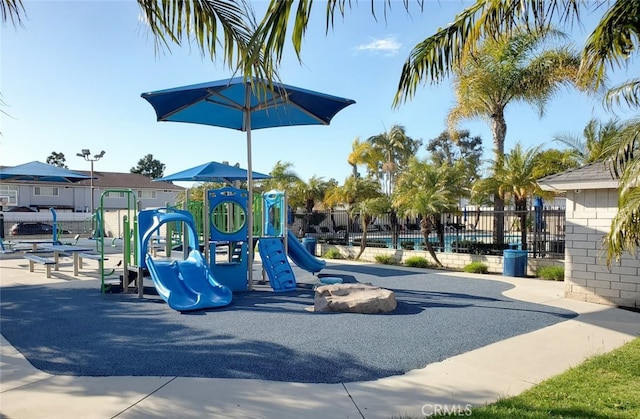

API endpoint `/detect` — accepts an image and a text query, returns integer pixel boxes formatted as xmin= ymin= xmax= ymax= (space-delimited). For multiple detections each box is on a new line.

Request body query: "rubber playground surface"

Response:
xmin=0 ymin=260 xmax=576 ymax=384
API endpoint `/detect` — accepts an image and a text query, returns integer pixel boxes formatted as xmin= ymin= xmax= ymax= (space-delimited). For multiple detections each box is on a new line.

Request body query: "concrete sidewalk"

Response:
xmin=1 ymin=256 xmax=639 ymax=418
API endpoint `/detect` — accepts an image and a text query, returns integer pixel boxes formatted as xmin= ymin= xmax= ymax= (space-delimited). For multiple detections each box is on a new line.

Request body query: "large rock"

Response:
xmin=313 ymin=283 xmax=397 ymax=314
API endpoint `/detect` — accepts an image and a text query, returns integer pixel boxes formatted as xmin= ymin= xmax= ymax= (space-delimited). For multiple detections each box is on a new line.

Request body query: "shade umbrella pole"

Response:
xmin=245 ymin=85 xmax=254 ymax=290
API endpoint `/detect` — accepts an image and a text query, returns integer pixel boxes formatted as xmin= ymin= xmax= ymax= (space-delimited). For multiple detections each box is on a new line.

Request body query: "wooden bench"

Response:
xmin=23 ymin=254 xmax=56 ymax=278
xmin=78 ymin=252 xmax=108 ymax=273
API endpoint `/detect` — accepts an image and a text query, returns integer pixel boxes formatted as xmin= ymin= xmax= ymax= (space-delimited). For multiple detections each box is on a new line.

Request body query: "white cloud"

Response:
xmin=355 ymin=36 xmax=402 ymax=56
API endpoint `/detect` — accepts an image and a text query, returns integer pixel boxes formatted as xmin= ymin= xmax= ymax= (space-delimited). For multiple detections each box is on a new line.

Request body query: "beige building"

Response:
xmin=539 ymin=163 xmax=640 ymax=309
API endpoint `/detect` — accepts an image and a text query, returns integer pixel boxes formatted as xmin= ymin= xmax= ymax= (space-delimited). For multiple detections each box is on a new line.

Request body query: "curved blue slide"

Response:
xmin=286 ymin=230 xmax=326 ymax=274
xmin=140 ymin=209 xmax=232 ymax=312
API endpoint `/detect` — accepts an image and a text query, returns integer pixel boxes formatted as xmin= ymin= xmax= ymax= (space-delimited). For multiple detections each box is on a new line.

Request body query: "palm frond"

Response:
xmin=393 ymin=0 xmax=582 ymax=106
xmin=0 ymin=0 xmax=24 ymax=26
xmin=579 ymin=0 xmax=640 ymax=90
xmin=138 ymin=0 xmax=273 ymax=79
xmin=605 ymin=79 xmax=640 ymax=111
xmin=605 ymin=186 xmax=640 ymax=265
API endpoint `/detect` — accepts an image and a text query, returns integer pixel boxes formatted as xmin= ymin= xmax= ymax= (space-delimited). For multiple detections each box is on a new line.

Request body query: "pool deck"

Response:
xmin=2 ymin=254 xmax=640 ymax=418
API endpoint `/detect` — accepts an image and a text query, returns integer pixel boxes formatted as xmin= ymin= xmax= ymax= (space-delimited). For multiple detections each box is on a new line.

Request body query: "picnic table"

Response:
xmin=15 ymin=239 xmax=59 ymax=251
xmin=42 ymin=244 xmax=93 ymax=276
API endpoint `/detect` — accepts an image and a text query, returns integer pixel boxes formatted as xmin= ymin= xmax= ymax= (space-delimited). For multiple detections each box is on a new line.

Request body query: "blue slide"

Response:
xmin=286 ymin=230 xmax=326 ymax=274
xmin=140 ymin=208 xmax=232 ymax=312
xmin=145 ymin=250 xmax=232 ymax=311
xmin=257 ymin=238 xmax=297 ymax=292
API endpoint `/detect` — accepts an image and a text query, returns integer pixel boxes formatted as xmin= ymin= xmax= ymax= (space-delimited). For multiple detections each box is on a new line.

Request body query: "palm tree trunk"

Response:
xmin=491 ymin=110 xmax=507 ymax=245
xmin=390 ymin=209 xmax=399 ymax=249
xmin=420 ymin=217 xmax=443 ymax=267
xmin=516 ymin=199 xmax=528 ymax=250
xmin=473 ymin=208 xmax=481 ymax=230
xmin=422 ymin=232 xmax=443 ymax=267
xmin=356 ymin=217 xmax=369 ymax=259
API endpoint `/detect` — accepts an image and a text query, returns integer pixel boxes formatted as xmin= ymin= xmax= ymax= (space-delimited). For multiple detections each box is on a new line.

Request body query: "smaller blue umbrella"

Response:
xmin=0 ymin=161 xmax=93 ymax=183
xmin=155 ymin=161 xmax=270 ymax=183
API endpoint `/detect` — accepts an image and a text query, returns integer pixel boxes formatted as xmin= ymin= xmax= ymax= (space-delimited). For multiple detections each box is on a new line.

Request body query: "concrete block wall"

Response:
xmin=564 ymin=190 xmax=640 ymax=308
xmin=317 ymin=244 xmax=563 ymax=276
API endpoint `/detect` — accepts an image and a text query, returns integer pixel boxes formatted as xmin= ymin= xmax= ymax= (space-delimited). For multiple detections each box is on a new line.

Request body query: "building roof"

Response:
xmin=1 ymin=169 xmax=184 ymax=190
xmin=538 ymin=162 xmax=619 ymax=191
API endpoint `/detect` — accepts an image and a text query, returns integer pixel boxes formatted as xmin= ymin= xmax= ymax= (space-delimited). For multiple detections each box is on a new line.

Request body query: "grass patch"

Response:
xmin=322 ymin=248 xmax=342 ymax=259
xmin=432 ymin=337 xmax=640 ymax=418
xmin=536 ymin=265 xmax=564 ymax=281
xmin=375 ymin=254 xmax=395 ymax=265
xmin=463 ymin=261 xmax=489 ymax=274
xmin=404 ymin=256 xmax=431 ymax=268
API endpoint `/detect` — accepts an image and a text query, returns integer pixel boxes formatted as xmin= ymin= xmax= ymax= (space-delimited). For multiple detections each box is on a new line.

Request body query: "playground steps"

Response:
xmin=231 ymin=241 xmax=243 ymax=263
xmin=257 ymin=238 xmax=296 ymax=292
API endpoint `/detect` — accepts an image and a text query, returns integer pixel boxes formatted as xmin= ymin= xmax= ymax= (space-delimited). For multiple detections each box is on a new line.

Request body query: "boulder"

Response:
xmin=313 ymin=283 xmax=397 ymax=314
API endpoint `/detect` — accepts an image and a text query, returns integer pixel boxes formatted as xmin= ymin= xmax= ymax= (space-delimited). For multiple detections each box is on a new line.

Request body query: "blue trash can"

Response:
xmin=503 ymin=249 xmax=528 ymax=277
xmin=302 ymin=237 xmax=317 ymax=256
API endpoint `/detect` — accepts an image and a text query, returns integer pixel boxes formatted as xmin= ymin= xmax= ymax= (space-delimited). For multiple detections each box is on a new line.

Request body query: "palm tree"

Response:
xmin=346 ymin=130 xmax=422 ymax=250
xmin=324 ymin=175 xmax=382 ymax=254
xmin=364 ymin=124 xmax=421 ymax=196
xmin=474 ymin=143 xmax=548 ymax=251
xmin=447 ymin=27 xmax=581 ymax=244
xmin=260 ymin=161 xmax=300 ymax=193
xmin=349 ymin=125 xmax=421 ymax=249
xmin=347 ymin=137 xmax=381 ymax=179
xmin=393 ymin=1 xmax=638 ymax=104
xmin=534 ymin=148 xmax=581 ymax=178
xmin=426 ymin=129 xmax=484 ymax=207
xmin=448 ymin=27 xmax=582 ymax=162
xmin=289 ymin=175 xmax=333 ymax=235
xmin=176 ymin=181 xmax=225 ymax=207
xmin=554 ymin=118 xmax=623 ymax=165
xmin=393 ymin=158 xmax=464 ymax=267
xmin=602 ymin=118 xmax=640 ymax=264
xmin=351 ymin=196 xmax=390 ymax=259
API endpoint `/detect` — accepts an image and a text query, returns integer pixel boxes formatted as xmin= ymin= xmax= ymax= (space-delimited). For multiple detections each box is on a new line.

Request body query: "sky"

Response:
xmin=1 ymin=1 xmax=638 ymax=187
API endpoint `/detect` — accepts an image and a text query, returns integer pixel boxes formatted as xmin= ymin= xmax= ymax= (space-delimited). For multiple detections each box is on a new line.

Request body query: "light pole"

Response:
xmin=76 ymin=149 xmax=105 ymax=215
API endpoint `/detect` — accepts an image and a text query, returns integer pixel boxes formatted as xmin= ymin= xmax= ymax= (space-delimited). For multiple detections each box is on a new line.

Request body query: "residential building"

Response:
xmin=0 ymin=169 xmax=184 ymax=212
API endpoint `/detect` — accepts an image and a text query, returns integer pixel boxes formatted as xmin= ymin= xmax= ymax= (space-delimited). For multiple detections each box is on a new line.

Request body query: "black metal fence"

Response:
xmin=291 ymin=207 xmax=566 ymax=258
xmin=2 ymin=206 xmax=566 ymax=258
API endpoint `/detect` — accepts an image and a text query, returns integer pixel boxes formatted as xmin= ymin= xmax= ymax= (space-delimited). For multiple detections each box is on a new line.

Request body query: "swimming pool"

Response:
xmin=350 ymin=231 xmax=523 ymax=252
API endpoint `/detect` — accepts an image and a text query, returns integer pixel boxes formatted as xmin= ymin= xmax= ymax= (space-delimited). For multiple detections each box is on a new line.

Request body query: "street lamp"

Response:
xmin=76 ymin=149 xmax=105 ymax=215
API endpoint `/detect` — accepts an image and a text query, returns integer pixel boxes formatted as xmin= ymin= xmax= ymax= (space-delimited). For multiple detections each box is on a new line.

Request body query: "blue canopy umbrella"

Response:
xmin=155 ymin=161 xmax=271 ymax=183
xmin=0 ymin=161 xmax=93 ymax=183
xmin=141 ymin=77 xmax=355 ymax=286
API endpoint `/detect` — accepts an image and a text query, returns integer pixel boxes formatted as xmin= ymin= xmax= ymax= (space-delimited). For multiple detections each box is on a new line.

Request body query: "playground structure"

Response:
xmin=88 ymin=187 xmax=325 ymax=312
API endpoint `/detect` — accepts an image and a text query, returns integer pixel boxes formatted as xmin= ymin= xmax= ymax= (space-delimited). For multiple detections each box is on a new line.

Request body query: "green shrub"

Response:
xmin=354 ymin=239 xmax=388 ymax=248
xmin=536 ymin=265 xmax=564 ymax=281
xmin=404 ymin=256 xmax=431 ymax=268
xmin=400 ymin=240 xmax=415 ymax=250
xmin=463 ymin=261 xmax=489 ymax=274
xmin=452 ymin=240 xmax=511 ymax=255
xmin=322 ymin=248 xmax=342 ymax=259
xmin=375 ymin=254 xmax=394 ymax=265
